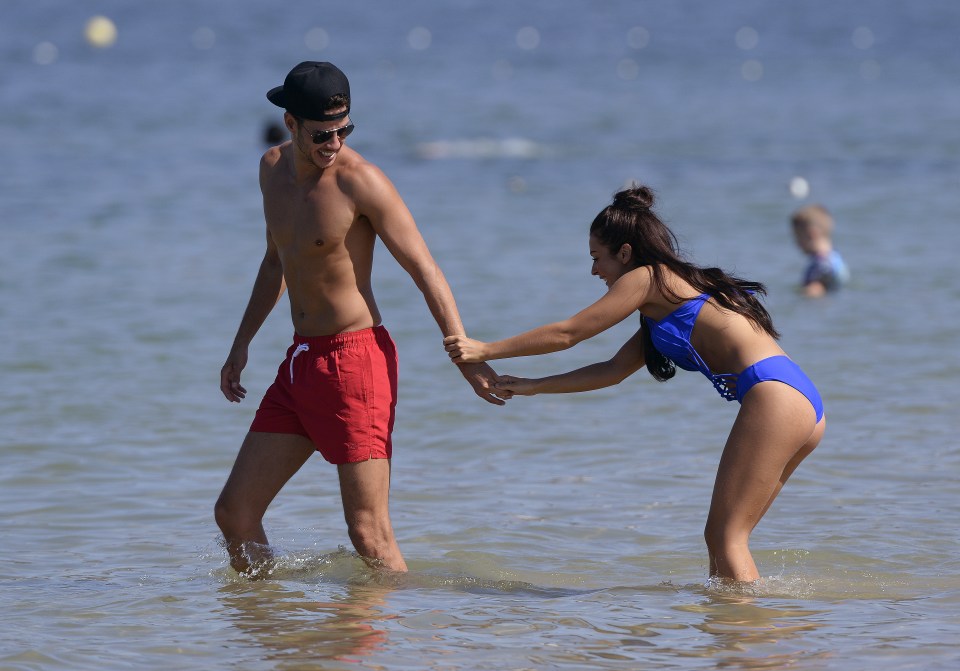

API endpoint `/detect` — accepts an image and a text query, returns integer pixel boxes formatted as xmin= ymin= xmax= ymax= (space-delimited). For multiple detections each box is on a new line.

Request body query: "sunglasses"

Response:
xmin=302 ymin=122 xmax=355 ymax=145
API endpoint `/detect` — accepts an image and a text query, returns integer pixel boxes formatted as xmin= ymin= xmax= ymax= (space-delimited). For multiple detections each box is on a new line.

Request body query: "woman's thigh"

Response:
xmin=708 ymin=382 xmax=819 ymax=529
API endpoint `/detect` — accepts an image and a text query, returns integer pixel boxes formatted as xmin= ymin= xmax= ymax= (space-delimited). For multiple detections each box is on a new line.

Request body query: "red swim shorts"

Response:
xmin=249 ymin=326 xmax=398 ymax=464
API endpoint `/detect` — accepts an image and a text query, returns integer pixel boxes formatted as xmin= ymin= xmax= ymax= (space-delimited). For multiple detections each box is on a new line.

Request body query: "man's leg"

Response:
xmin=338 ymin=459 xmax=407 ymax=572
xmin=214 ymin=431 xmax=316 ymax=574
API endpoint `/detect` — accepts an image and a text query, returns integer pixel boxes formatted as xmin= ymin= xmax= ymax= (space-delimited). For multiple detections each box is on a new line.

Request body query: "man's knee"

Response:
xmin=213 ymin=495 xmax=235 ymax=534
xmin=345 ymin=509 xmax=392 ymax=554
xmin=214 ymin=492 xmax=258 ymax=537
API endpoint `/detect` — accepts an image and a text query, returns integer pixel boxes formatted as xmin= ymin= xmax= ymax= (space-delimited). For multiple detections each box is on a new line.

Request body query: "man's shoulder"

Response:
xmin=335 ymin=147 xmax=381 ymax=176
xmin=334 ymin=148 xmax=391 ymax=192
xmin=260 ymin=143 xmax=288 ymax=174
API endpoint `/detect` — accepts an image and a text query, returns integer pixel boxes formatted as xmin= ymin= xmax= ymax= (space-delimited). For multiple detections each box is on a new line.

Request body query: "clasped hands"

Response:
xmin=445 ymin=334 xmax=532 ymax=399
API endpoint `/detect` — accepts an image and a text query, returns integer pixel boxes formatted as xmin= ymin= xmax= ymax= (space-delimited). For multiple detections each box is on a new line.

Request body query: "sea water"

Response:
xmin=2 ymin=1 xmax=959 ymax=669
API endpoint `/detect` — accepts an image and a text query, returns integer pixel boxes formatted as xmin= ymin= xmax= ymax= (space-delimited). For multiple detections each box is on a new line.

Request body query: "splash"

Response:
xmin=206 ymin=540 xmax=595 ymax=598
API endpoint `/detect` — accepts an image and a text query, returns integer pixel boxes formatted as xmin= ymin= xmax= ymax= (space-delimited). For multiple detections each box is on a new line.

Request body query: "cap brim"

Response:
xmin=266 ymin=86 xmax=286 ymax=108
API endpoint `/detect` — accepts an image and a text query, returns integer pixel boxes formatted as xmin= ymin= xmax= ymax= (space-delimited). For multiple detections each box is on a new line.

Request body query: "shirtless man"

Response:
xmin=214 ymin=62 xmax=502 ymax=574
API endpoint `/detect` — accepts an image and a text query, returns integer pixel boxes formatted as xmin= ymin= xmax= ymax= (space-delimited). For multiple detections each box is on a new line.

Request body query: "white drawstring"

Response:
xmin=289 ymin=343 xmax=310 ymax=383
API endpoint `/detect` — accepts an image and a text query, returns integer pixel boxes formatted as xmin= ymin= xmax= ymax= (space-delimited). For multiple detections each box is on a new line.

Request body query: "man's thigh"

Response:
xmin=219 ymin=432 xmax=316 ymax=515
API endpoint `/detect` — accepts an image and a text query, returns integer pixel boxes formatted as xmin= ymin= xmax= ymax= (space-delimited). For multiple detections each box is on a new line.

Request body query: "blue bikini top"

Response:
xmin=643 ymin=294 xmax=737 ymax=401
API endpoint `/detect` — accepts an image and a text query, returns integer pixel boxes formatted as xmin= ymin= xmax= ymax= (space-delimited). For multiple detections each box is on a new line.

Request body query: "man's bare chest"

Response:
xmin=265 ymin=190 xmax=356 ymax=250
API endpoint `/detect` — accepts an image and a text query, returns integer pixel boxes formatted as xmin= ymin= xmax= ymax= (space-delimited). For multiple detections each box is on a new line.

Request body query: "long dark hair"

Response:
xmin=589 ymin=184 xmax=779 ymax=382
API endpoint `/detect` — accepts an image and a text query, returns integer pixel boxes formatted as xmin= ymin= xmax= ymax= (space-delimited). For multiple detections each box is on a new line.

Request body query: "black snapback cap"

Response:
xmin=266 ymin=61 xmax=351 ymax=121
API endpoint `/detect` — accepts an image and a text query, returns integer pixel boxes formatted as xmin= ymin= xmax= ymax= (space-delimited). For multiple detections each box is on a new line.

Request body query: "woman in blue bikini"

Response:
xmin=444 ymin=185 xmax=825 ymax=584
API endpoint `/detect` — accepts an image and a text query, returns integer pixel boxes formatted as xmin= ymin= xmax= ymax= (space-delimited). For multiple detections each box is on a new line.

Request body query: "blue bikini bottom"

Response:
xmin=736 ymin=355 xmax=824 ymax=422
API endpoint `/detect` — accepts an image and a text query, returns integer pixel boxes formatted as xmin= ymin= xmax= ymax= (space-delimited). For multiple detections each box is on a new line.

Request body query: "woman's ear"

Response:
xmin=618 ymin=243 xmax=633 ymax=264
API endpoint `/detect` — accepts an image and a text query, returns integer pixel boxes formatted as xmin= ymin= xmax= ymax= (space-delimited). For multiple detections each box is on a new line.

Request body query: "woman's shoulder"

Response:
xmin=633 ymin=267 xmax=705 ymax=318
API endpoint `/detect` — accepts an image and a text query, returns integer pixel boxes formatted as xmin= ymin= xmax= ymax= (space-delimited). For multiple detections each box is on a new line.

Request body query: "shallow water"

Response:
xmin=2 ymin=1 xmax=960 ymax=669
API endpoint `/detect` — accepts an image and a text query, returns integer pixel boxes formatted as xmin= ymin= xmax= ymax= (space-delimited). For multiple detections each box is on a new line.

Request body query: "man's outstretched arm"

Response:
xmin=355 ymin=162 xmax=506 ymax=405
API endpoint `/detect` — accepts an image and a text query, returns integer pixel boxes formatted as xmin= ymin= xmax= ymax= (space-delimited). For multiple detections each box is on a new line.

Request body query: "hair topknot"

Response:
xmin=613 ymin=184 xmax=655 ymax=210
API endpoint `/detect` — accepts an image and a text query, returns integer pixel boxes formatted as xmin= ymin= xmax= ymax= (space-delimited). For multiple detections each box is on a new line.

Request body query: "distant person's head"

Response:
xmin=262 ymin=121 xmax=285 ymax=146
xmin=791 ymin=204 xmax=834 ymax=256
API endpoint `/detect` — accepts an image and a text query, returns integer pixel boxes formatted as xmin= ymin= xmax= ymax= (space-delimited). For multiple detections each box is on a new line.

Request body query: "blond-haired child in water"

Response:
xmin=790 ymin=204 xmax=850 ymax=297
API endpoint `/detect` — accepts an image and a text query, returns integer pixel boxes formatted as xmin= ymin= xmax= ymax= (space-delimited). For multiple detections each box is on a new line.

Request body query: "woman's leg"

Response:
xmin=704 ymin=382 xmax=823 ymax=582
xmin=754 ymin=416 xmax=825 ymax=527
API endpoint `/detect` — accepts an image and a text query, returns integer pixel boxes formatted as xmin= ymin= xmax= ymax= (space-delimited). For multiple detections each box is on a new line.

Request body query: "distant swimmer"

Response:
xmin=262 ymin=120 xmax=285 ymax=146
xmin=790 ymin=204 xmax=850 ymax=297
xmin=444 ymin=184 xmax=825 ymax=585
xmin=214 ymin=61 xmax=505 ymax=577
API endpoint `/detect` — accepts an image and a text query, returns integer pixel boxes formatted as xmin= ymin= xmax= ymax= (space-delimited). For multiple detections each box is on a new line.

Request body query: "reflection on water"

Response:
xmin=214 ymin=547 xmax=847 ymax=670
xmin=213 ymin=546 xmax=596 ymax=668
xmin=214 ymin=548 xmax=395 ymax=667
xmin=218 ymin=576 xmax=392 ymax=667
xmin=675 ymin=592 xmax=828 ymax=669
xmin=205 ymin=539 xmax=955 ymax=669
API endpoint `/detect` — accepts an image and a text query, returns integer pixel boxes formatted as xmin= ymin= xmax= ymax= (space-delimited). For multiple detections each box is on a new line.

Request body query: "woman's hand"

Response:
xmin=443 ymin=334 xmax=488 ymax=363
xmin=495 ymin=375 xmax=537 ymax=397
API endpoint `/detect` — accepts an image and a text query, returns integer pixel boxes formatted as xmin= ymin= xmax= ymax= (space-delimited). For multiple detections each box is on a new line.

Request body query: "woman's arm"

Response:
xmin=444 ymin=268 xmax=651 ymax=363
xmin=497 ymin=329 xmax=645 ymax=396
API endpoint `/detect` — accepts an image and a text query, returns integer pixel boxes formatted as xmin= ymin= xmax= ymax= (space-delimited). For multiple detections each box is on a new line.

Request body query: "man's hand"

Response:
xmin=220 ymin=348 xmax=249 ymax=402
xmin=458 ymin=361 xmax=509 ymax=405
